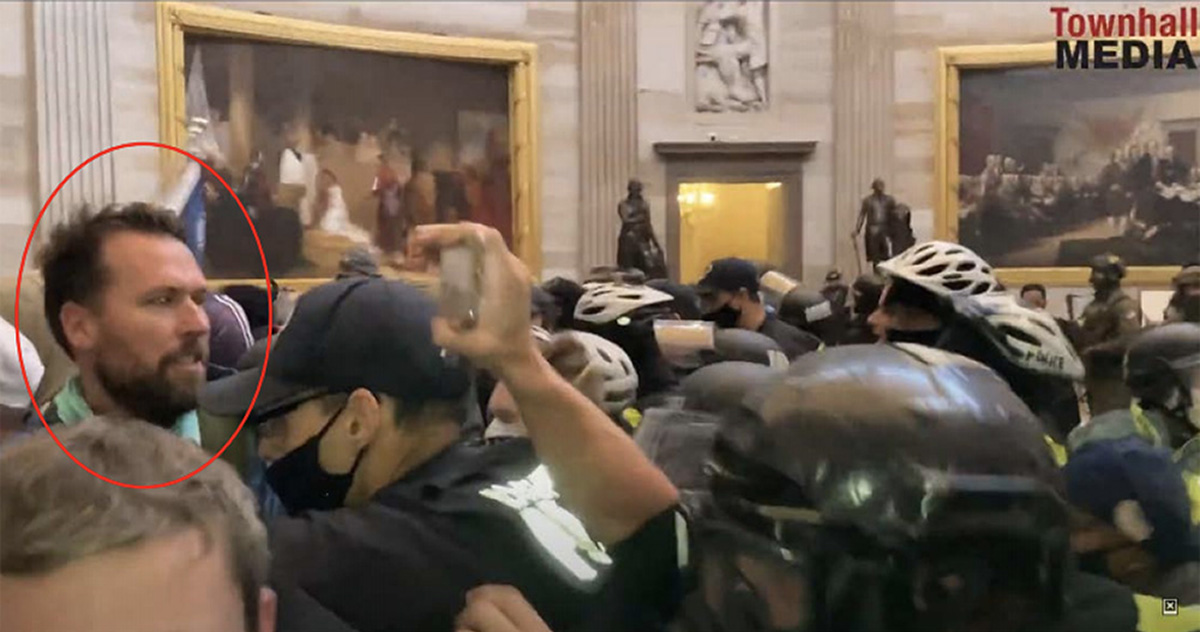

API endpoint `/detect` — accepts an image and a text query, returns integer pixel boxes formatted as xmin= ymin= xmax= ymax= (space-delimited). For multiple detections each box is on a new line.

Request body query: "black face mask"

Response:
xmin=265 ymin=403 xmax=363 ymax=515
xmin=704 ymin=302 xmax=742 ymax=329
xmin=886 ymin=327 xmax=944 ymax=348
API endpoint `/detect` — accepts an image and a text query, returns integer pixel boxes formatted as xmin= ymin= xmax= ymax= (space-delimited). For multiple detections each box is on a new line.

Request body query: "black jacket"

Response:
xmin=270 ymin=439 xmax=604 ymax=632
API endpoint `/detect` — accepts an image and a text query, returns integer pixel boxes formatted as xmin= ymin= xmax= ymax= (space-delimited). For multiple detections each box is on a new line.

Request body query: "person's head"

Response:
xmin=486 ymin=330 xmax=638 ymax=440
xmin=39 ymin=203 xmax=210 ymax=429
xmin=696 ymin=258 xmax=765 ymax=330
xmin=1166 ymin=264 xmax=1200 ymax=324
xmin=850 ymin=273 xmax=885 ymax=319
xmin=0 ymin=418 xmax=275 ymax=632
xmin=1124 ymin=323 xmax=1200 ymax=431
xmin=529 ymin=286 xmax=558 ymax=330
xmin=777 ymin=288 xmax=837 ymax=344
xmin=647 ymin=278 xmax=703 ymax=321
xmin=872 ymin=241 xmax=999 ymax=344
xmin=1064 ymin=437 xmax=1198 ymax=585
xmin=541 ymin=277 xmax=586 ymax=330
xmin=823 ymin=269 xmax=842 ymax=287
xmin=200 ymin=278 xmax=471 ymax=515
xmin=870 ymin=178 xmax=885 ymax=194
xmin=574 ymin=282 xmax=677 ymax=397
xmin=316 ymin=168 xmax=337 ymax=190
xmin=336 ymin=247 xmax=380 ymax=280
xmin=1019 ymin=283 xmax=1048 ymax=310
xmin=628 ymin=179 xmax=644 ymax=196
xmin=1088 ymin=254 xmax=1126 ymax=293
xmin=689 ymin=344 xmax=1066 ymax=632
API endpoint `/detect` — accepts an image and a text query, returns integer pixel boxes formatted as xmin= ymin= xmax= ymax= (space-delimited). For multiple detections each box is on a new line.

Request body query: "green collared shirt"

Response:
xmin=50 ymin=377 xmax=201 ymax=444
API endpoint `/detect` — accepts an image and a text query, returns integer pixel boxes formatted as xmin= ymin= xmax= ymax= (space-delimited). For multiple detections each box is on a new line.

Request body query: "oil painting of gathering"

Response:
xmin=179 ymin=36 xmax=514 ymax=279
xmin=955 ymin=66 xmax=1200 ymax=269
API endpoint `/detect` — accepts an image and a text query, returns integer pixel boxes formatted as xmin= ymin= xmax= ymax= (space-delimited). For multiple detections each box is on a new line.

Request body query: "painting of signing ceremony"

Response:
xmin=956 ymin=65 xmax=1200 ymax=267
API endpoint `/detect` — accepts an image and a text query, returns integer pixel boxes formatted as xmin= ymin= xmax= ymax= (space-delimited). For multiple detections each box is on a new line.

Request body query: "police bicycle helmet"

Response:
xmin=557 ymin=331 xmax=639 ymax=416
xmin=574 ymin=283 xmax=674 ymax=326
xmin=877 ymin=241 xmax=1000 ymax=298
xmin=950 ymin=292 xmax=1085 ymax=381
xmin=691 ymin=344 xmax=1067 ymax=632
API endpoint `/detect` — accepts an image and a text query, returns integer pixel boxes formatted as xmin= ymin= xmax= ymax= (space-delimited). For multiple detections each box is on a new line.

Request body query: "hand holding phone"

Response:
xmin=413 ymin=223 xmax=536 ymax=374
xmin=439 ymin=244 xmax=481 ymax=329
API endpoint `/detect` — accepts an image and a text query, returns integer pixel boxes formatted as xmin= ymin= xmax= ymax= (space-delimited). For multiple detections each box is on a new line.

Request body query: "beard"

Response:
xmin=95 ymin=340 xmax=206 ymax=430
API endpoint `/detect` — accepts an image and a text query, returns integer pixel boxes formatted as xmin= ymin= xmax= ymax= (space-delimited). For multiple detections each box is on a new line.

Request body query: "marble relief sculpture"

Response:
xmin=695 ymin=1 xmax=768 ymax=113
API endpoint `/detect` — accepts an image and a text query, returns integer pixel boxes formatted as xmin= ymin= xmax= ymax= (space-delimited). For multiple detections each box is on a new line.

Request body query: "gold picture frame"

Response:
xmin=935 ymin=42 xmax=1197 ymax=287
xmin=156 ymin=2 xmax=541 ymax=291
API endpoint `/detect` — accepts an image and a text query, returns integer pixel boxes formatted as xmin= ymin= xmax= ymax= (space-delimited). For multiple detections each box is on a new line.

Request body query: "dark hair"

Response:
xmin=38 ymin=203 xmax=187 ymax=357
xmin=1020 ymin=284 xmax=1047 ymax=299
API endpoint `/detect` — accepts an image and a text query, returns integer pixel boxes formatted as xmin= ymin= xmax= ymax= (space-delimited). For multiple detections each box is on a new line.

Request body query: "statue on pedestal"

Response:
xmin=617 ymin=179 xmax=668 ymax=280
xmin=853 ymin=178 xmax=897 ymax=266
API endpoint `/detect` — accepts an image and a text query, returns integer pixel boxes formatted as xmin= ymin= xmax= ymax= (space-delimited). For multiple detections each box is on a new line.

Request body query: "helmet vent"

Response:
xmin=920 ymin=263 xmax=949 ymax=276
xmin=1000 ymin=324 xmax=1041 ymax=347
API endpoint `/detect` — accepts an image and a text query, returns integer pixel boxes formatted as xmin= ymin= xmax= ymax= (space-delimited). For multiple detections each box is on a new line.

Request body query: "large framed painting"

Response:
xmin=936 ymin=43 xmax=1200 ymax=286
xmin=156 ymin=3 xmax=540 ymax=288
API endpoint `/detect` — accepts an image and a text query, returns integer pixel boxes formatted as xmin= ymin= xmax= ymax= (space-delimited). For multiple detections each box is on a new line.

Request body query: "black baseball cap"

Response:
xmin=200 ymin=277 xmax=470 ymax=422
xmin=696 ymin=257 xmax=760 ymax=296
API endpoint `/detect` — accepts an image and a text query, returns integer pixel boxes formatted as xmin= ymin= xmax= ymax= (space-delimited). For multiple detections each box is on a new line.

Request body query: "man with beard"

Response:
xmin=14 ymin=203 xmax=209 ymax=442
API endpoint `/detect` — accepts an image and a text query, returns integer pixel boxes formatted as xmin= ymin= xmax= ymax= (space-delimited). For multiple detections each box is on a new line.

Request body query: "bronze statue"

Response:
xmin=888 ymin=203 xmax=916 ymax=254
xmin=617 ymin=179 xmax=668 ymax=280
xmin=853 ymin=178 xmax=897 ymax=265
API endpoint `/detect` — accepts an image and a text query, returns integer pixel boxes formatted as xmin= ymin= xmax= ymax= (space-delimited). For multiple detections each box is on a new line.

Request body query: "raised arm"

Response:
xmin=412 ymin=224 xmax=678 ymax=546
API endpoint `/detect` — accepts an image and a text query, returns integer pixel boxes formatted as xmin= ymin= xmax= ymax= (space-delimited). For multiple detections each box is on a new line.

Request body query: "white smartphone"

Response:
xmin=439 ymin=244 xmax=481 ymax=327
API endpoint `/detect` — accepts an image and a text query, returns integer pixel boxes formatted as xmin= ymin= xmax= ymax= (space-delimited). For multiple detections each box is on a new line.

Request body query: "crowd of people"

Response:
xmin=2 ymin=201 xmax=1200 ymax=632
xmin=959 ymin=139 xmax=1200 ymax=265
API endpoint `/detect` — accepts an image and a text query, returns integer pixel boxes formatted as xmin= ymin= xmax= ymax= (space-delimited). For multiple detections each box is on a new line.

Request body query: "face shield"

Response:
xmin=654 ymin=320 xmax=716 ymax=373
xmin=760 ymin=271 xmax=800 ymax=310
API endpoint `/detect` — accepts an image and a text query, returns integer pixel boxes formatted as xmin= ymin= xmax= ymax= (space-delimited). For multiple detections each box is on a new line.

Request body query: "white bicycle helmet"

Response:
xmin=560 ymin=331 xmax=639 ymax=414
xmin=955 ymin=292 xmax=1085 ymax=380
xmin=877 ymin=241 xmax=1000 ymax=298
xmin=574 ymin=283 xmax=674 ymax=325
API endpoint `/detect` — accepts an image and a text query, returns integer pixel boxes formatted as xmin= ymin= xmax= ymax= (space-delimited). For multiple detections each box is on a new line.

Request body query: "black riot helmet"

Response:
xmin=1088 ymin=253 xmax=1126 ymax=291
xmin=778 ymin=287 xmax=838 ymax=344
xmin=700 ymin=329 xmax=789 ymax=369
xmin=690 ymin=344 xmax=1068 ymax=632
xmin=647 ymin=278 xmax=703 ymax=321
xmin=682 ymin=361 xmax=783 ymax=415
xmin=851 ymin=273 xmax=885 ymax=318
xmin=541 ymin=277 xmax=585 ymax=331
xmin=1125 ymin=323 xmax=1200 ymax=417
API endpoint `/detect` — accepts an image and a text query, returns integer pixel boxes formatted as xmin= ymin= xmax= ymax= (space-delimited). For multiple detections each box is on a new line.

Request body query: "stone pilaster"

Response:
xmin=834 ymin=1 xmax=895 ymax=275
xmin=578 ymin=1 xmax=638 ymax=274
xmin=33 ymin=1 xmax=116 ymax=230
